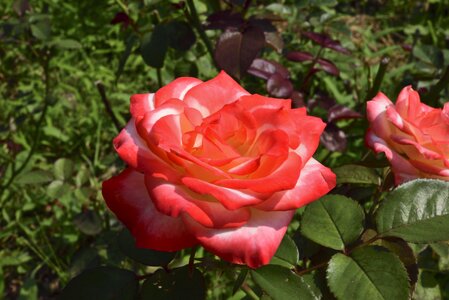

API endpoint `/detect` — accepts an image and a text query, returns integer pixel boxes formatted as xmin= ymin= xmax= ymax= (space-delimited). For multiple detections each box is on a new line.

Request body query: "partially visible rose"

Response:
xmin=102 ymin=71 xmax=335 ymax=268
xmin=366 ymin=86 xmax=449 ymax=185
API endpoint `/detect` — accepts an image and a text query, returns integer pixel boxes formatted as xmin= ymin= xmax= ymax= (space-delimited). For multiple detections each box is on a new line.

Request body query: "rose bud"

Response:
xmin=366 ymin=86 xmax=449 ymax=185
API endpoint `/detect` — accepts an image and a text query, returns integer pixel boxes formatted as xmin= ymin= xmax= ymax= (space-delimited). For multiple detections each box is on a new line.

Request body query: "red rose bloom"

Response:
xmin=366 ymin=86 xmax=449 ymax=185
xmin=102 ymin=71 xmax=336 ymax=268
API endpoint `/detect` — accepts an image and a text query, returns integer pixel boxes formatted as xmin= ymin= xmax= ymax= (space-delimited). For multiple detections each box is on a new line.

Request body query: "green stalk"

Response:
xmin=366 ymin=56 xmax=389 ymax=101
xmin=185 ymin=0 xmax=216 ymax=67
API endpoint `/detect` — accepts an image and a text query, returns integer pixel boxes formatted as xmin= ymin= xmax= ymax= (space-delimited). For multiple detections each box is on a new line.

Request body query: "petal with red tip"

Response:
xmin=130 ymin=93 xmax=155 ymax=119
xmin=183 ymin=71 xmax=249 ymax=117
xmin=183 ymin=208 xmax=295 ymax=268
xmin=154 ymin=77 xmax=203 ymax=107
xmin=256 ymin=158 xmax=336 ymax=211
xmin=145 ymin=176 xmax=251 ymax=229
xmin=102 ymin=168 xmax=197 ymax=251
xmin=113 ymin=119 xmax=180 ymax=181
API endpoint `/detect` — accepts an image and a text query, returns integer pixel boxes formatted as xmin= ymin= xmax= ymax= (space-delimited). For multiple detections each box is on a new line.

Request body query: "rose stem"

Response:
xmin=95 ymin=81 xmax=121 ymax=132
xmin=185 ymin=0 xmax=216 ymax=68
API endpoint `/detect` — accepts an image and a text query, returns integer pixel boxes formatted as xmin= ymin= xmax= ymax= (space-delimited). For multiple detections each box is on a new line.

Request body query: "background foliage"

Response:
xmin=1 ymin=0 xmax=449 ymax=299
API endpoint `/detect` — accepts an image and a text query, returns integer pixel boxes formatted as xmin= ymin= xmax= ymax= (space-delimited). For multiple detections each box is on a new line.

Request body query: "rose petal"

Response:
xmin=256 ymin=158 xmax=336 ymax=211
xmin=366 ymin=92 xmax=395 ymax=140
xmin=145 ymin=176 xmax=251 ymax=229
xmin=183 ymin=71 xmax=249 ymax=117
xmin=215 ymin=152 xmax=302 ymax=193
xmin=130 ymin=93 xmax=155 ymax=120
xmin=154 ymin=77 xmax=203 ymax=107
xmin=366 ymin=129 xmax=420 ymax=184
xmin=102 ymin=168 xmax=197 ymax=251
xmin=113 ymin=119 xmax=180 ymax=181
xmin=183 ymin=208 xmax=295 ymax=268
xmin=182 ymin=176 xmax=264 ymax=210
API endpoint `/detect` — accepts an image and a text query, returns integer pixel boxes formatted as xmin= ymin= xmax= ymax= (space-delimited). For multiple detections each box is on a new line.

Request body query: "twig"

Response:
xmin=241 ymin=283 xmax=259 ymax=300
xmin=95 ymin=81 xmax=121 ymax=132
xmin=185 ymin=0 xmax=216 ymax=67
xmin=366 ymin=56 xmax=389 ymax=101
xmin=424 ymin=66 xmax=449 ymax=105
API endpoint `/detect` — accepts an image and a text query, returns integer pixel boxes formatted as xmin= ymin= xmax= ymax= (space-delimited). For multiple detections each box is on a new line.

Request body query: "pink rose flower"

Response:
xmin=102 ymin=71 xmax=336 ymax=268
xmin=366 ymin=86 xmax=449 ymax=185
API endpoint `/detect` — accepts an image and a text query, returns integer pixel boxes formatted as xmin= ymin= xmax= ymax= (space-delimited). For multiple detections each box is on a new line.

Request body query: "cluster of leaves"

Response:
xmin=2 ymin=0 xmax=449 ymax=299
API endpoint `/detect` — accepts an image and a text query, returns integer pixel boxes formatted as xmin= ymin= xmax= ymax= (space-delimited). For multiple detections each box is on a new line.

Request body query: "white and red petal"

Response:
xmin=145 ymin=176 xmax=251 ymax=229
xmin=113 ymin=119 xmax=180 ymax=182
xmin=256 ymin=158 xmax=336 ymax=211
xmin=183 ymin=71 xmax=249 ymax=117
xmin=102 ymin=168 xmax=198 ymax=251
xmin=215 ymin=152 xmax=302 ymax=194
xmin=154 ymin=77 xmax=203 ymax=107
xmin=181 ymin=176 xmax=264 ymax=210
xmin=183 ymin=208 xmax=295 ymax=268
xmin=366 ymin=130 xmax=420 ymax=184
xmin=130 ymin=93 xmax=155 ymax=119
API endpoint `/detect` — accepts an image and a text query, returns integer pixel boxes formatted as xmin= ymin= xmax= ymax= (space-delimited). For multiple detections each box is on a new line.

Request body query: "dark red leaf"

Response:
xmin=302 ymin=31 xmax=350 ymax=55
xmin=401 ymin=44 xmax=412 ymax=52
xmin=111 ymin=12 xmax=131 ymax=29
xmin=214 ymin=26 xmax=265 ymax=78
xmin=266 ymin=73 xmax=293 ymax=98
xmin=13 ymin=0 xmax=30 ymax=17
xmin=308 ymin=93 xmax=336 ymax=111
xmin=285 ymin=51 xmax=314 ymax=62
xmin=248 ymin=18 xmax=277 ymax=32
xmin=317 ymin=58 xmax=340 ymax=76
xmin=320 ymin=122 xmax=347 ymax=152
xmin=206 ymin=10 xmax=244 ymax=30
xmin=291 ymin=91 xmax=305 ymax=108
xmin=247 ymin=58 xmax=290 ymax=80
xmin=264 ymin=32 xmax=284 ymax=53
xmin=327 ymin=104 xmax=362 ymax=123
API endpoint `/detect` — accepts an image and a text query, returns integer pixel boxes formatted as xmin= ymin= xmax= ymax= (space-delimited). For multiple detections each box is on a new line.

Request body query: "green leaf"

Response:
xmin=69 ymin=247 xmax=101 ymax=278
xmin=413 ymin=45 xmax=444 ymax=67
xmin=51 ymin=39 xmax=82 ymax=49
xmin=118 ymin=228 xmax=175 ymax=266
xmin=73 ymin=210 xmax=102 ymax=235
xmin=140 ymin=267 xmax=206 ymax=300
xmin=140 ymin=25 xmax=168 ymax=68
xmin=293 ymin=231 xmax=321 ymax=259
xmin=232 ymin=269 xmax=248 ymax=295
xmin=16 ymin=170 xmax=53 ymax=184
xmin=47 ymin=180 xmax=71 ymax=198
xmin=301 ymin=195 xmax=365 ymax=250
xmin=251 ymin=265 xmax=322 ymax=300
xmin=270 ymin=234 xmax=299 ymax=267
xmin=165 ymin=21 xmax=196 ymax=51
xmin=327 ymin=246 xmax=410 ymax=300
xmin=18 ymin=278 xmax=38 ymax=300
xmin=54 ymin=158 xmax=74 ymax=181
xmin=59 ymin=266 xmax=138 ymax=300
xmin=376 ymin=179 xmax=449 ymax=243
xmin=174 ymin=60 xmax=198 ymax=78
xmin=30 ymin=21 xmax=50 ymax=40
xmin=333 ymin=164 xmax=381 ymax=185
xmin=412 ymin=271 xmax=442 ymax=300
